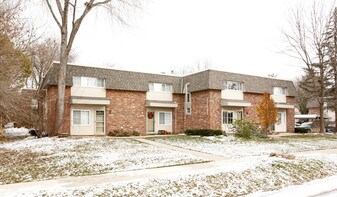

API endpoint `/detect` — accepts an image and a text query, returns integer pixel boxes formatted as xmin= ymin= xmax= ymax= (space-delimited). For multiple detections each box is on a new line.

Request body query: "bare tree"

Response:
xmin=27 ymin=37 xmax=77 ymax=89
xmin=268 ymin=73 xmax=278 ymax=78
xmin=282 ymin=3 xmax=332 ymax=132
xmin=170 ymin=59 xmax=215 ymax=75
xmin=294 ymin=76 xmax=311 ymax=114
xmin=44 ymin=0 xmax=141 ymax=136
xmin=326 ymin=8 xmax=337 ymax=126
xmin=0 ymin=0 xmax=33 ymax=134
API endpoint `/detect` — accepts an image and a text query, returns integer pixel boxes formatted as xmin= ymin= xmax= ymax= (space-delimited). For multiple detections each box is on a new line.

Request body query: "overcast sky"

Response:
xmin=27 ymin=0 xmax=336 ymax=80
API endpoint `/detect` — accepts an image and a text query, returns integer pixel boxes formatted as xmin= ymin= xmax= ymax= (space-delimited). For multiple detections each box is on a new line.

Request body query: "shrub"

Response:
xmin=184 ymin=129 xmax=224 ymax=136
xmin=232 ymin=119 xmax=259 ymax=139
xmin=107 ymin=129 xmax=141 ymax=137
xmin=294 ymin=127 xmax=311 ymax=133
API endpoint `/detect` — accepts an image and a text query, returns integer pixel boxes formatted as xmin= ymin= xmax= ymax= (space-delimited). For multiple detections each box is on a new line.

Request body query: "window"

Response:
xmin=148 ymin=83 xmax=172 ymax=93
xmin=159 ymin=112 xmax=172 ymax=125
xmin=73 ymin=76 xmax=105 ymax=88
xmin=225 ymin=81 xmax=243 ymax=91
xmin=184 ymin=83 xmax=191 ymax=115
xmin=277 ymin=112 xmax=286 ymax=125
xmin=273 ymin=87 xmax=287 ymax=95
xmin=237 ymin=111 xmax=243 ymax=120
xmin=73 ymin=110 xmax=90 ymax=125
xmin=223 ymin=111 xmax=234 ymax=124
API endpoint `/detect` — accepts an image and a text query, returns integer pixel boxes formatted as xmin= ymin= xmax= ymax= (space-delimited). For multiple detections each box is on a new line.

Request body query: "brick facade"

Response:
xmin=184 ymin=90 xmax=222 ymax=131
xmin=45 ymin=86 xmax=71 ymax=135
xmin=243 ymin=93 xmax=261 ymax=122
xmin=42 ymin=86 xmax=296 ymax=135
xmin=286 ymin=97 xmax=295 ymax=132
xmin=106 ymin=90 xmax=147 ymax=135
xmin=243 ymin=93 xmax=295 ymax=132
xmin=172 ymin=94 xmax=185 ymax=134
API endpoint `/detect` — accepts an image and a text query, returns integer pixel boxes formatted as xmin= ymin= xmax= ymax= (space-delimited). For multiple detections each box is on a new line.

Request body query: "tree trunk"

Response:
xmin=54 ymin=4 xmax=69 ymax=137
xmin=0 ymin=117 xmax=4 ymax=136
xmin=319 ymin=101 xmax=325 ymax=133
xmin=319 ymin=64 xmax=325 ymax=133
xmin=335 ymin=70 xmax=337 ymax=130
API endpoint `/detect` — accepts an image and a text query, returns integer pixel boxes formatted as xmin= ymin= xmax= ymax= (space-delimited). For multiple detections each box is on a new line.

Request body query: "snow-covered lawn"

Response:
xmin=20 ymin=154 xmax=337 ymax=196
xmin=2 ymin=130 xmax=337 ymax=196
xmin=0 ymin=129 xmax=206 ymax=184
xmin=148 ymin=135 xmax=337 ymax=158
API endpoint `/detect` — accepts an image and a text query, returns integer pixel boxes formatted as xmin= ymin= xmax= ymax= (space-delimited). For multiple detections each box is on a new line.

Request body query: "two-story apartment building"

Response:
xmin=39 ymin=63 xmax=296 ymax=136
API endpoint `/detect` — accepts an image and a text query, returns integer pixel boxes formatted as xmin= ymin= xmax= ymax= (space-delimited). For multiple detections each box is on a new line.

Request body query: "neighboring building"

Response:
xmin=38 ymin=63 xmax=296 ymax=136
xmin=306 ymin=98 xmax=335 ymax=123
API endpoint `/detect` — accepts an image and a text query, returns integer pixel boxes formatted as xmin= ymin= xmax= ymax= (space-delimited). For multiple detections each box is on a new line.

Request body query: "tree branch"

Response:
xmin=45 ymin=0 xmax=62 ymax=29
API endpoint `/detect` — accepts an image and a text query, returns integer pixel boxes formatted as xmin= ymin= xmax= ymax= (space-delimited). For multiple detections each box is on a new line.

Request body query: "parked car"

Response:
xmin=295 ymin=122 xmax=313 ymax=133
xmin=325 ymin=126 xmax=336 ymax=133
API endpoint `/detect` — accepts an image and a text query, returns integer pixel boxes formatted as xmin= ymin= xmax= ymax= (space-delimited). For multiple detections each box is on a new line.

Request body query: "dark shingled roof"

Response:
xmin=41 ymin=63 xmax=296 ymax=96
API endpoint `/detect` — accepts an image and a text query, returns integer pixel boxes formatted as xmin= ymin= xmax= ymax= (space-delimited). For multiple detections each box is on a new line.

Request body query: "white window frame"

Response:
xmin=73 ymin=76 xmax=105 ymax=88
xmin=95 ymin=110 xmax=105 ymax=133
xmin=237 ymin=111 xmax=243 ymax=120
xmin=72 ymin=109 xmax=90 ymax=126
xmin=184 ymin=83 xmax=192 ymax=115
xmin=277 ymin=112 xmax=286 ymax=125
xmin=273 ymin=87 xmax=287 ymax=95
xmin=225 ymin=81 xmax=243 ymax=91
xmin=222 ymin=111 xmax=234 ymax=124
xmin=158 ymin=112 xmax=172 ymax=125
xmin=148 ymin=83 xmax=172 ymax=93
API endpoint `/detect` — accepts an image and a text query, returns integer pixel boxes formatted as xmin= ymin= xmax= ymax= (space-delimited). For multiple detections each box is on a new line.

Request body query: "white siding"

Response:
xmin=71 ymin=87 xmax=106 ymax=98
xmin=271 ymin=94 xmax=286 ymax=103
xmin=221 ymin=89 xmax=243 ymax=100
xmin=146 ymin=92 xmax=172 ymax=101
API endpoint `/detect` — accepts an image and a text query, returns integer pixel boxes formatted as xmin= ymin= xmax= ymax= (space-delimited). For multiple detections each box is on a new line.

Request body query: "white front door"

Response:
xmin=95 ymin=110 xmax=105 ymax=135
xmin=275 ymin=111 xmax=287 ymax=132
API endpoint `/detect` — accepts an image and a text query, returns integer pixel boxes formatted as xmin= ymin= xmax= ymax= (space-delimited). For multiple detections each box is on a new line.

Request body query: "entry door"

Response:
xmin=147 ymin=111 xmax=155 ymax=132
xmin=275 ymin=111 xmax=286 ymax=132
xmin=95 ymin=110 xmax=105 ymax=134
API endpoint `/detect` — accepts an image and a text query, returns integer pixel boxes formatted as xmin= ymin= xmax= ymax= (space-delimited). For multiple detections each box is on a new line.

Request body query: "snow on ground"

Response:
xmin=10 ymin=153 xmax=337 ymax=197
xmin=3 ymin=127 xmax=29 ymax=138
xmin=249 ymin=174 xmax=337 ymax=197
xmin=2 ymin=134 xmax=337 ymax=196
xmin=149 ymin=135 xmax=337 ymax=158
xmin=0 ymin=137 xmax=206 ymax=184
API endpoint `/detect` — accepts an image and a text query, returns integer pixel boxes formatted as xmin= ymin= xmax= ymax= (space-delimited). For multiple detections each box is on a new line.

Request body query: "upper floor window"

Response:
xmin=273 ymin=87 xmax=287 ymax=95
xmin=73 ymin=76 xmax=105 ymax=88
xmin=149 ymin=83 xmax=172 ymax=93
xmin=225 ymin=81 xmax=243 ymax=91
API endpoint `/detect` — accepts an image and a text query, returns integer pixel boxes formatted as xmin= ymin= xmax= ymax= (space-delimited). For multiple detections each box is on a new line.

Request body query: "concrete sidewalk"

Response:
xmin=1 ymin=138 xmax=337 ymax=196
xmin=0 ymin=156 xmax=259 ymax=195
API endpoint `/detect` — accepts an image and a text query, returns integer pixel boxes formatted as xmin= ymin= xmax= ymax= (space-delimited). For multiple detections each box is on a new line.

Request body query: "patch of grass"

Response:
xmin=281 ymin=134 xmax=337 ymax=140
xmin=0 ymin=137 xmax=205 ymax=185
xmin=52 ymin=158 xmax=337 ymax=197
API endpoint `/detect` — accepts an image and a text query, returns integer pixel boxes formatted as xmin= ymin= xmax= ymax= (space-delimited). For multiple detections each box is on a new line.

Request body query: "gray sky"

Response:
xmin=27 ymin=0 xmax=336 ymax=80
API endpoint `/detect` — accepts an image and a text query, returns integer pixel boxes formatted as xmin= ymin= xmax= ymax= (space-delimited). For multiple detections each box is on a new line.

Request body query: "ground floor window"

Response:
xmin=223 ymin=111 xmax=234 ymax=124
xmin=277 ymin=112 xmax=286 ymax=125
xmin=223 ymin=110 xmax=243 ymax=124
xmin=159 ymin=112 xmax=172 ymax=125
xmin=73 ymin=110 xmax=90 ymax=125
